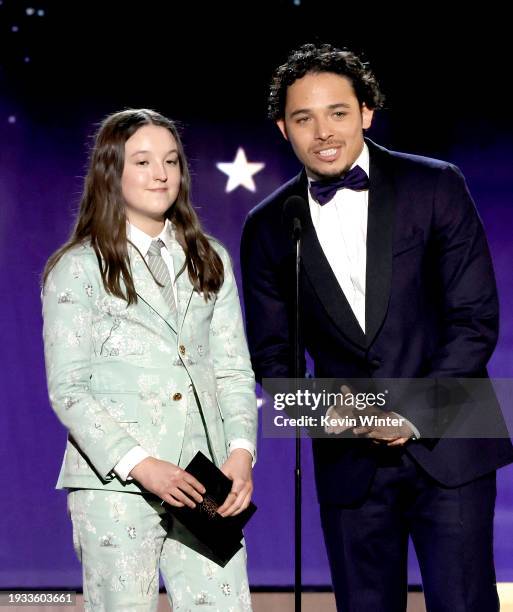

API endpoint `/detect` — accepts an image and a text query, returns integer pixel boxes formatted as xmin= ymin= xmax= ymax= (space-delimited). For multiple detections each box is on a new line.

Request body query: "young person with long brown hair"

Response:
xmin=42 ymin=109 xmax=256 ymax=610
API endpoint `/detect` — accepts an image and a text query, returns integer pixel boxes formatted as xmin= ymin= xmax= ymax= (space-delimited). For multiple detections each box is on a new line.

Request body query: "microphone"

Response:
xmin=283 ymin=195 xmax=308 ymax=241
xmin=281 ymin=197 xmax=307 ymax=612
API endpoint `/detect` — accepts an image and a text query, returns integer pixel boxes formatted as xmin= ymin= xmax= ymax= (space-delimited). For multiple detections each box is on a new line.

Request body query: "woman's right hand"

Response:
xmin=130 ymin=457 xmax=205 ymax=508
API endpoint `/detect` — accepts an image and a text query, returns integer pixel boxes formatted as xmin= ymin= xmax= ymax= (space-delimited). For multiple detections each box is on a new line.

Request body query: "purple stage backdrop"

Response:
xmin=0 ymin=108 xmax=512 ymax=589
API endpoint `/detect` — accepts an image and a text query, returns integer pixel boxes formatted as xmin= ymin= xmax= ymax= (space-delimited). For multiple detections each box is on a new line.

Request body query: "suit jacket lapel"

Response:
xmin=129 ymin=243 xmax=178 ymax=333
xmin=365 ymin=139 xmax=395 ymax=347
xmin=292 ymin=172 xmax=367 ymax=348
xmin=168 ymin=239 xmax=194 ymax=335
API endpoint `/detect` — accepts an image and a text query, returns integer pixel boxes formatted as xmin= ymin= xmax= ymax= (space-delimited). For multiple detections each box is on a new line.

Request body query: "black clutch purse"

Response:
xmin=162 ymin=451 xmax=257 ymax=567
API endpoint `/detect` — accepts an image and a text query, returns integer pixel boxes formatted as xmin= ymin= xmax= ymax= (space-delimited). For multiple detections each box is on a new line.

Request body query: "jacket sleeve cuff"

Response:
xmin=227 ymin=439 xmax=256 ymax=467
xmin=394 ymin=412 xmax=421 ymax=440
xmin=113 ymin=446 xmax=150 ymax=481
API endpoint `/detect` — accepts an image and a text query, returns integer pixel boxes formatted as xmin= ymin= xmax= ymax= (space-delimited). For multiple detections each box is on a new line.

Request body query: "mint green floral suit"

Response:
xmin=43 ymin=230 xmax=257 ymax=611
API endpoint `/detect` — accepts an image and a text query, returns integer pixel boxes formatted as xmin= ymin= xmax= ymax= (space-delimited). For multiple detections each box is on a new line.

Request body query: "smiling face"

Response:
xmin=121 ymin=124 xmax=181 ymax=235
xmin=277 ymin=71 xmax=374 ymax=180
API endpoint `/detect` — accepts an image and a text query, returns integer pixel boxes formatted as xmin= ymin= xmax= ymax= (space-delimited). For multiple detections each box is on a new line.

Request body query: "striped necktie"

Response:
xmin=146 ymin=239 xmax=178 ymax=321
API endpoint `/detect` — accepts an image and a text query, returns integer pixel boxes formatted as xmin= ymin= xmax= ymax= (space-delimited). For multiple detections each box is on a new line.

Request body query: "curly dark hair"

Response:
xmin=268 ymin=43 xmax=385 ymax=121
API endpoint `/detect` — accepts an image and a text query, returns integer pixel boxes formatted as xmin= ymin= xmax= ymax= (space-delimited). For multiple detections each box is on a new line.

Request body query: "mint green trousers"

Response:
xmin=67 ymin=400 xmax=252 ymax=611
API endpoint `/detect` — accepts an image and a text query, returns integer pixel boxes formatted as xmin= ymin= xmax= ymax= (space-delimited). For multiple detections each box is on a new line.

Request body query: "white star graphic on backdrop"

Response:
xmin=217 ymin=147 xmax=265 ymax=193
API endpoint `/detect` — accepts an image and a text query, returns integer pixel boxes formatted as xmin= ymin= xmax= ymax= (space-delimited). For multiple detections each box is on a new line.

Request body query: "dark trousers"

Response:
xmin=320 ymin=449 xmax=498 ymax=612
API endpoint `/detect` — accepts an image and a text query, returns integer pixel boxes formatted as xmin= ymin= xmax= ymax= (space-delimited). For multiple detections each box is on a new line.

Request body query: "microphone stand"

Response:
xmin=292 ymin=217 xmax=302 ymax=612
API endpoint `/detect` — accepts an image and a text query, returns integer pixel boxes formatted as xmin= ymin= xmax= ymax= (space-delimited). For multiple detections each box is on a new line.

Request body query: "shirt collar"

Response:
xmin=306 ymin=141 xmax=369 ymax=185
xmin=127 ymin=218 xmax=175 ymax=257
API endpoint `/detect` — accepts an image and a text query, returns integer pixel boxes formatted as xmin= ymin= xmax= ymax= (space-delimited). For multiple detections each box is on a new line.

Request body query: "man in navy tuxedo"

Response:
xmin=240 ymin=43 xmax=513 ymax=611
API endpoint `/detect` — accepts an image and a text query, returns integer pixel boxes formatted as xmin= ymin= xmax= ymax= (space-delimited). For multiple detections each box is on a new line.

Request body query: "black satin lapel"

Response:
xmin=365 ymin=142 xmax=395 ymax=346
xmin=292 ymin=172 xmax=366 ymax=348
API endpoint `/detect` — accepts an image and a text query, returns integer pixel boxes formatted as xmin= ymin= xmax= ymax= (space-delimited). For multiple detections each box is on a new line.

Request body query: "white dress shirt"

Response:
xmin=114 ymin=220 xmax=255 ymax=482
xmin=308 ymin=144 xmax=369 ymax=332
xmin=309 ymin=145 xmax=420 ymax=439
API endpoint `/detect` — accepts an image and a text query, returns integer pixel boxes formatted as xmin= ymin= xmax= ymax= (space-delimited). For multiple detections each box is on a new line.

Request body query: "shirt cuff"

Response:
xmin=394 ymin=413 xmax=421 ymax=440
xmin=228 ymin=439 xmax=256 ymax=467
xmin=113 ymin=446 xmax=150 ymax=481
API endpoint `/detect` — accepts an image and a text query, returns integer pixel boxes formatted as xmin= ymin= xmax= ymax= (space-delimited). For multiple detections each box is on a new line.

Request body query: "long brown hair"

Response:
xmin=42 ymin=109 xmax=223 ymax=303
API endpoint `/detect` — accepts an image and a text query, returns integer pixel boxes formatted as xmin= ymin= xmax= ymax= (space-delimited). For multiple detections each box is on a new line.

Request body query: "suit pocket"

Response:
xmin=92 ymin=391 xmax=138 ymax=422
xmin=392 ymin=228 xmax=424 ymax=257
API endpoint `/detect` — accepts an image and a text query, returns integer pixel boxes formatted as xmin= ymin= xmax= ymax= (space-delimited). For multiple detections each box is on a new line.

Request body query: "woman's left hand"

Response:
xmin=217 ymin=448 xmax=253 ymax=517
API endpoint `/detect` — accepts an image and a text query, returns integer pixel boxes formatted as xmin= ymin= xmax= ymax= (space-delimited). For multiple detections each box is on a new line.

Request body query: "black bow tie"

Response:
xmin=309 ymin=165 xmax=370 ymax=205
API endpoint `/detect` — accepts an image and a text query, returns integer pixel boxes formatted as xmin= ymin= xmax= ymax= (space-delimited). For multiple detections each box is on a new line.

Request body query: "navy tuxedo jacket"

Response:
xmin=241 ymin=139 xmax=513 ymax=505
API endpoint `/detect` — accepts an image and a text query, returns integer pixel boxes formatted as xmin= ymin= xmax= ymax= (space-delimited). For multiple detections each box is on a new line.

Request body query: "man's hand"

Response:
xmin=129 ymin=457 xmax=205 ymax=508
xmin=352 ymin=406 xmax=415 ymax=446
xmin=325 ymin=385 xmax=414 ymax=446
xmin=217 ymin=448 xmax=253 ymax=517
xmin=324 ymin=385 xmax=359 ymax=434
